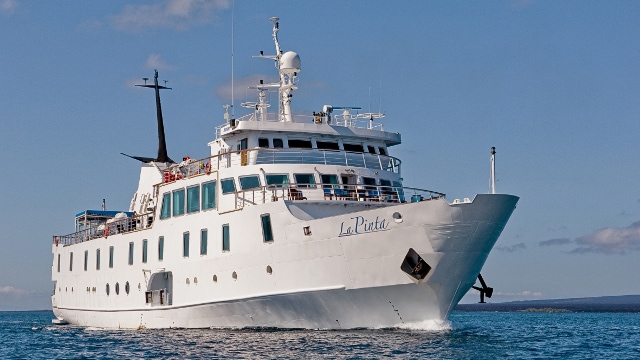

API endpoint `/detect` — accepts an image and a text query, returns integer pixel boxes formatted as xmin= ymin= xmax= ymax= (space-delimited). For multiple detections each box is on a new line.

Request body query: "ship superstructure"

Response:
xmin=51 ymin=18 xmax=518 ymax=329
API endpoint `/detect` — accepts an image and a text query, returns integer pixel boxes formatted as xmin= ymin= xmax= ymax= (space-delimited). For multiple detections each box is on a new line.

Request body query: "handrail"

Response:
xmin=53 ymin=212 xmax=154 ymax=247
xmin=159 ymin=148 xmax=401 ymax=186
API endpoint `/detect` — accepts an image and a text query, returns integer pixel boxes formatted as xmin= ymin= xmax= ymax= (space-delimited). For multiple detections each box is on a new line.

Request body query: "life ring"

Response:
xmin=205 ymin=161 xmax=211 ymax=175
xmin=54 ymin=236 xmax=59 ymax=247
xmin=103 ymin=226 xmax=110 ymax=239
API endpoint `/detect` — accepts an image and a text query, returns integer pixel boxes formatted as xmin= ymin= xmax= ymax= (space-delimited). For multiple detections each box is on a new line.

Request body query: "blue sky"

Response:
xmin=0 ymin=0 xmax=639 ymax=310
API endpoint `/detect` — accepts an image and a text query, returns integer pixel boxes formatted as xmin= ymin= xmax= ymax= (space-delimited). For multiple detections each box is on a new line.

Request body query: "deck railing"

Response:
xmin=53 ymin=212 xmax=154 ymax=247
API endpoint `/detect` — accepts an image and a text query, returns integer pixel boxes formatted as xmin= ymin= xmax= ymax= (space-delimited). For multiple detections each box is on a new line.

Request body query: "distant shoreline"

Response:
xmin=456 ymin=294 xmax=640 ymax=313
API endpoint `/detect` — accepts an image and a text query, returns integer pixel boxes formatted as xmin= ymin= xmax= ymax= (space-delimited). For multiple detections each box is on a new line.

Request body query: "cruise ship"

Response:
xmin=51 ymin=18 xmax=518 ymax=329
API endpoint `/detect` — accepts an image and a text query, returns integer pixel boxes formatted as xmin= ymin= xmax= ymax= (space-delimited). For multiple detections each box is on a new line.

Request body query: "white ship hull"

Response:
xmin=52 ymin=194 xmax=517 ymax=329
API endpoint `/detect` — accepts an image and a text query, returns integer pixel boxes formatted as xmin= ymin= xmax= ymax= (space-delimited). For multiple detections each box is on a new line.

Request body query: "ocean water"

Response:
xmin=2 ymin=311 xmax=639 ymax=359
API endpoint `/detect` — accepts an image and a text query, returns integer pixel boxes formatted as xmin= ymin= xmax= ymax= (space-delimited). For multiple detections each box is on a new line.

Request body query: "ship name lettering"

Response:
xmin=339 ymin=215 xmax=389 ymax=237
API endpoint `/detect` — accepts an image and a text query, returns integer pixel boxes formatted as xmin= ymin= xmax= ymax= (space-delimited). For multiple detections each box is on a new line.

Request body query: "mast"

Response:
xmin=490 ymin=147 xmax=496 ymax=194
xmin=135 ymin=70 xmax=174 ymax=163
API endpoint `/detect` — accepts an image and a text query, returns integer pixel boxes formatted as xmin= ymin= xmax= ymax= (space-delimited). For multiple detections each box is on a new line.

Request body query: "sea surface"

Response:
xmin=2 ymin=311 xmax=639 ymax=359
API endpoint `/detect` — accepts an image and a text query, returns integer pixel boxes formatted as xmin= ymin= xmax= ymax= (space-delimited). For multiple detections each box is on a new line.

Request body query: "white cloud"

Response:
xmin=145 ymin=54 xmax=172 ymax=71
xmin=571 ymin=220 xmax=640 ymax=255
xmin=539 ymin=237 xmax=572 ymax=247
xmin=110 ymin=0 xmax=231 ymax=32
xmin=0 ymin=285 xmax=30 ymax=295
xmin=0 ymin=0 xmax=17 ymax=15
xmin=495 ymin=242 xmax=526 ymax=252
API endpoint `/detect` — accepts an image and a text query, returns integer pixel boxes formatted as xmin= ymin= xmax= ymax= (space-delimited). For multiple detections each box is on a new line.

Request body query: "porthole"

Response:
xmin=71 ymin=287 xmax=73 ymax=292
xmin=266 ymin=265 xmax=273 ymax=275
xmin=232 ymin=271 xmax=237 ymax=280
xmin=65 ymin=287 xmax=67 ymax=292
xmin=194 ymin=277 xmax=198 ymax=284
xmin=115 ymin=282 xmax=120 ymax=295
xmin=138 ymin=283 xmax=141 ymax=290
xmin=303 ymin=226 xmax=312 ymax=236
xmin=106 ymin=283 xmax=110 ymax=296
xmin=125 ymin=281 xmax=130 ymax=295
xmin=393 ymin=212 xmax=403 ymax=223
xmin=186 ymin=278 xmax=190 ymax=285
xmin=213 ymin=274 xmax=218 ymax=283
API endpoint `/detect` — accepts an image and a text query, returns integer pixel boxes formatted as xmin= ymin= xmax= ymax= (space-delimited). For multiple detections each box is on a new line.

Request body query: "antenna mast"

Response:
xmin=490 ymin=147 xmax=496 ymax=194
xmin=230 ymin=0 xmax=235 ymax=117
xmin=135 ymin=70 xmax=173 ymax=163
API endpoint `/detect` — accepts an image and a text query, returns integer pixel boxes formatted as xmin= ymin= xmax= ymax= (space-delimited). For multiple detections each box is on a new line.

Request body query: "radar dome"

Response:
xmin=280 ymin=51 xmax=301 ymax=73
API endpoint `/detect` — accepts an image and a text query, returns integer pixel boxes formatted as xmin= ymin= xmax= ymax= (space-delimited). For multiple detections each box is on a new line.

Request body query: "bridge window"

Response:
xmin=187 ymin=185 xmax=200 ymax=213
xmin=367 ymin=145 xmax=376 ymax=154
xmin=200 ymin=229 xmax=208 ymax=255
xmin=160 ymin=192 xmax=171 ymax=219
xmin=343 ymin=143 xmax=364 ymax=152
xmin=321 ymin=174 xmax=339 ymax=188
xmin=258 ymin=138 xmax=269 ymax=147
xmin=266 ymin=174 xmax=289 ymax=188
xmin=202 ymin=181 xmax=217 ymax=210
xmin=183 ymin=232 xmax=190 ymax=258
xmin=222 ymin=224 xmax=230 ymax=252
xmin=261 ymin=214 xmax=274 ymax=243
xmin=317 ymin=141 xmax=339 ymax=150
xmin=273 ymin=138 xmax=284 ymax=148
xmin=239 ymin=175 xmax=261 ymax=190
xmin=172 ymin=189 xmax=185 ymax=216
xmin=221 ymin=178 xmax=236 ymax=194
xmin=378 ymin=147 xmax=387 ymax=156
xmin=288 ymin=139 xmax=312 ymax=148
xmin=362 ymin=177 xmax=377 ymax=190
xmin=294 ymin=173 xmax=316 ymax=188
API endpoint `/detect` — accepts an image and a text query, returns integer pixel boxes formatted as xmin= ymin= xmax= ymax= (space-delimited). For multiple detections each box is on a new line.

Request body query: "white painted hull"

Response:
xmin=52 ymin=194 xmax=517 ymax=329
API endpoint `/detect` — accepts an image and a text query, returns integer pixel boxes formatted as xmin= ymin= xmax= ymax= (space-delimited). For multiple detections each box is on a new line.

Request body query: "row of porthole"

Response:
xmin=106 ymin=281 xmax=131 ymax=296
xmin=199 ymin=265 xmax=273 ymax=285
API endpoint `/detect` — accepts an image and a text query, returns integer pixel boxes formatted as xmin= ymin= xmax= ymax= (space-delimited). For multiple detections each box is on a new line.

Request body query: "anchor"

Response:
xmin=471 ymin=274 xmax=493 ymax=303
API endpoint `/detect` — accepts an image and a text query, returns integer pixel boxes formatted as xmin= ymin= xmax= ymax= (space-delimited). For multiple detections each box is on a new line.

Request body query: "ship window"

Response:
xmin=109 ymin=246 xmax=114 ymax=268
xmin=258 ymin=138 xmax=269 ymax=147
xmin=84 ymin=250 xmax=88 ymax=271
xmin=142 ymin=239 xmax=148 ymax=263
xmin=378 ymin=147 xmax=387 ymax=156
xmin=367 ymin=145 xmax=376 ymax=154
xmin=106 ymin=283 xmax=110 ymax=296
xmin=183 ymin=232 xmax=190 ymax=258
xmin=187 ymin=185 xmax=200 ymax=213
xmin=128 ymin=242 xmax=134 ymax=265
xmin=261 ymin=214 xmax=274 ymax=243
xmin=222 ymin=224 xmax=230 ymax=252
xmin=202 ymin=181 xmax=217 ymax=210
xmin=221 ymin=178 xmax=236 ymax=194
xmin=380 ymin=179 xmax=392 ymax=186
xmin=201 ymin=229 xmax=208 ymax=255
xmin=115 ymin=282 xmax=120 ymax=295
xmin=160 ymin=192 xmax=171 ymax=219
xmin=239 ymin=175 xmax=261 ymax=190
xmin=273 ymin=138 xmax=284 ymax=148
xmin=57 ymin=254 xmax=60 ymax=273
xmin=158 ymin=236 xmax=164 ymax=261
xmin=362 ymin=177 xmax=377 ymax=190
xmin=321 ymin=174 xmax=339 ymax=188
xmin=265 ymin=174 xmax=289 ymax=188
xmin=69 ymin=252 xmax=73 ymax=272
xmin=288 ymin=139 xmax=312 ymax=148
xmin=125 ymin=282 xmax=130 ymax=295
xmin=343 ymin=143 xmax=364 ymax=152
xmin=96 ymin=249 xmax=100 ymax=270
xmin=294 ymin=173 xmax=317 ymax=188
xmin=316 ymin=141 xmax=339 ymax=150
xmin=172 ymin=189 xmax=185 ymax=216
